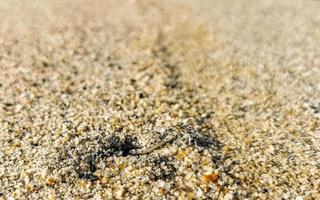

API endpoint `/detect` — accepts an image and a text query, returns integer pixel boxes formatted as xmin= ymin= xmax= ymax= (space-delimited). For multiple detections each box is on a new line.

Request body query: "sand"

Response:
xmin=0 ymin=0 xmax=319 ymax=199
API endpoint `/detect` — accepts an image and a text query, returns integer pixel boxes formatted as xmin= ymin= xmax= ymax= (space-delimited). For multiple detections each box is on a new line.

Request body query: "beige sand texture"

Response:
xmin=0 ymin=0 xmax=320 ymax=199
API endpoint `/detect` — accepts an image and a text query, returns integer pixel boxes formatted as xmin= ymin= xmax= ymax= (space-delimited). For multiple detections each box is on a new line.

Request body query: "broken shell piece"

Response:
xmin=202 ymin=173 xmax=219 ymax=183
